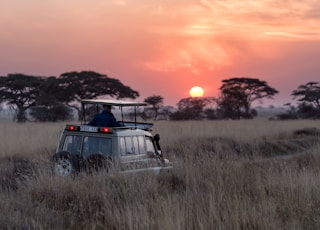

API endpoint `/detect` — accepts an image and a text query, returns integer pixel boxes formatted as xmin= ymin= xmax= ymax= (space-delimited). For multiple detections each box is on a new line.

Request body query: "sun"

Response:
xmin=189 ymin=86 xmax=204 ymax=97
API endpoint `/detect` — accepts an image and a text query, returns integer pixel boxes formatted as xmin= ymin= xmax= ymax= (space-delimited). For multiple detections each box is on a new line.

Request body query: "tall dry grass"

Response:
xmin=0 ymin=119 xmax=320 ymax=229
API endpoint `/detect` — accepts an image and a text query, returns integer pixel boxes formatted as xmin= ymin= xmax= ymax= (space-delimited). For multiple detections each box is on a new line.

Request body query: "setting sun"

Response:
xmin=189 ymin=86 xmax=204 ymax=97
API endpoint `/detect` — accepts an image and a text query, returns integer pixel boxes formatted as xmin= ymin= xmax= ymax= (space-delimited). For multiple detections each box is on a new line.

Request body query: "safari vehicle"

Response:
xmin=51 ymin=99 xmax=173 ymax=176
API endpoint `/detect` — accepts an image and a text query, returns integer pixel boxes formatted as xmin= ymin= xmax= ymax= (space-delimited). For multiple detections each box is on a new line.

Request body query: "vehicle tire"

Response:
xmin=51 ymin=151 xmax=80 ymax=176
xmin=86 ymin=154 xmax=112 ymax=173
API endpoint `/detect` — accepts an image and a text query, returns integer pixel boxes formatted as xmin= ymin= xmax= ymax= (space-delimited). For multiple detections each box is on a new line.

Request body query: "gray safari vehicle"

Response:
xmin=51 ymin=99 xmax=173 ymax=176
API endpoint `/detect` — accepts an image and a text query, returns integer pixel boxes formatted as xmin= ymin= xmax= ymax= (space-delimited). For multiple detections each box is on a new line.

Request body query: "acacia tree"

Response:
xmin=0 ymin=71 xmax=141 ymax=122
xmin=292 ymin=82 xmax=320 ymax=110
xmin=58 ymin=71 xmax=140 ymax=119
xmin=0 ymin=74 xmax=44 ymax=122
xmin=216 ymin=93 xmax=243 ymax=119
xmin=170 ymin=97 xmax=215 ymax=120
xmin=143 ymin=95 xmax=164 ymax=120
xmin=30 ymin=77 xmax=73 ymax=121
xmin=291 ymin=82 xmax=320 ymax=118
xmin=218 ymin=77 xmax=278 ymax=119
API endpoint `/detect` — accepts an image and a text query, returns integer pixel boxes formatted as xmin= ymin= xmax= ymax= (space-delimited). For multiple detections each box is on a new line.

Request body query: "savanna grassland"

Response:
xmin=1 ymin=119 xmax=320 ymax=230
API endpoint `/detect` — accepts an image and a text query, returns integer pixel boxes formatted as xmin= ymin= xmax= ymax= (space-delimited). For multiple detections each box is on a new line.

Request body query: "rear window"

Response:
xmin=82 ymin=136 xmax=112 ymax=158
xmin=62 ymin=135 xmax=112 ymax=158
xmin=63 ymin=135 xmax=82 ymax=155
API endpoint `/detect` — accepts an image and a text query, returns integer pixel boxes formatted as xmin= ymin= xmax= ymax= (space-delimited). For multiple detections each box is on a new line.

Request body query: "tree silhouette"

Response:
xmin=0 ymin=71 xmax=141 ymax=122
xmin=170 ymin=97 xmax=214 ymax=120
xmin=0 ymin=74 xmax=44 ymax=122
xmin=292 ymin=82 xmax=320 ymax=110
xmin=291 ymin=82 xmax=320 ymax=118
xmin=31 ymin=77 xmax=73 ymax=121
xmin=218 ymin=77 xmax=278 ymax=119
xmin=58 ymin=71 xmax=140 ymax=119
xmin=144 ymin=95 xmax=164 ymax=120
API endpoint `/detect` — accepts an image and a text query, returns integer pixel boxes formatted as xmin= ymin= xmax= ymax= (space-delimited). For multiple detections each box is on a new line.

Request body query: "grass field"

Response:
xmin=0 ymin=120 xmax=320 ymax=230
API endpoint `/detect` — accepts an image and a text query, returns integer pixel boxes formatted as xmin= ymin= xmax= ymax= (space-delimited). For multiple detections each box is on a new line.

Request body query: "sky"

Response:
xmin=1 ymin=0 xmax=320 ymax=107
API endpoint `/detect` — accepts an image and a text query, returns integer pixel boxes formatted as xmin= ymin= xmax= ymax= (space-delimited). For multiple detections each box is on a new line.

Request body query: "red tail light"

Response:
xmin=99 ymin=127 xmax=113 ymax=133
xmin=66 ymin=125 xmax=80 ymax=131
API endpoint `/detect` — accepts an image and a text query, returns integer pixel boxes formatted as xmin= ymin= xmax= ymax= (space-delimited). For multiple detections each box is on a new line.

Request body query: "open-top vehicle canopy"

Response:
xmin=81 ymin=99 xmax=151 ymax=129
xmin=81 ymin=99 xmax=147 ymax=107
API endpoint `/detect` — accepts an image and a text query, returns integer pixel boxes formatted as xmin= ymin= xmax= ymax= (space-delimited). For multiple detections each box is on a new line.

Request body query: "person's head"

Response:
xmin=102 ymin=105 xmax=112 ymax=112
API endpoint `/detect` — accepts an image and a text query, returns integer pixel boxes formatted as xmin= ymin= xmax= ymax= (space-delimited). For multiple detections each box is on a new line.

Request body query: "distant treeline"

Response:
xmin=0 ymin=71 xmax=319 ymax=122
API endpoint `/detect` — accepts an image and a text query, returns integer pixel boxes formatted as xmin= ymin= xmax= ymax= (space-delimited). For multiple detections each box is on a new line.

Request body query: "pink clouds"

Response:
xmin=0 ymin=0 xmax=320 ymax=106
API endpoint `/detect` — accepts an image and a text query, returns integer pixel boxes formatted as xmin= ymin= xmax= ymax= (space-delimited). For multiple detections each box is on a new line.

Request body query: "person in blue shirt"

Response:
xmin=88 ymin=105 xmax=121 ymax=127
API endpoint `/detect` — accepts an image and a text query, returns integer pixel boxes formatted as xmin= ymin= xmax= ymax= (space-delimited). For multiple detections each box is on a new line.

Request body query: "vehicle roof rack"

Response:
xmin=81 ymin=99 xmax=147 ymax=107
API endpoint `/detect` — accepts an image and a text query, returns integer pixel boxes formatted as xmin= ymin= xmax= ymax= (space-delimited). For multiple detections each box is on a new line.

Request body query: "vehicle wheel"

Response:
xmin=86 ymin=154 xmax=112 ymax=173
xmin=51 ymin=151 xmax=79 ymax=176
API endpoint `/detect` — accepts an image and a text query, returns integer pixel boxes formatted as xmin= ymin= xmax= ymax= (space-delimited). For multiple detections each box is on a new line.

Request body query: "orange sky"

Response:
xmin=1 ymin=0 xmax=320 ymax=106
